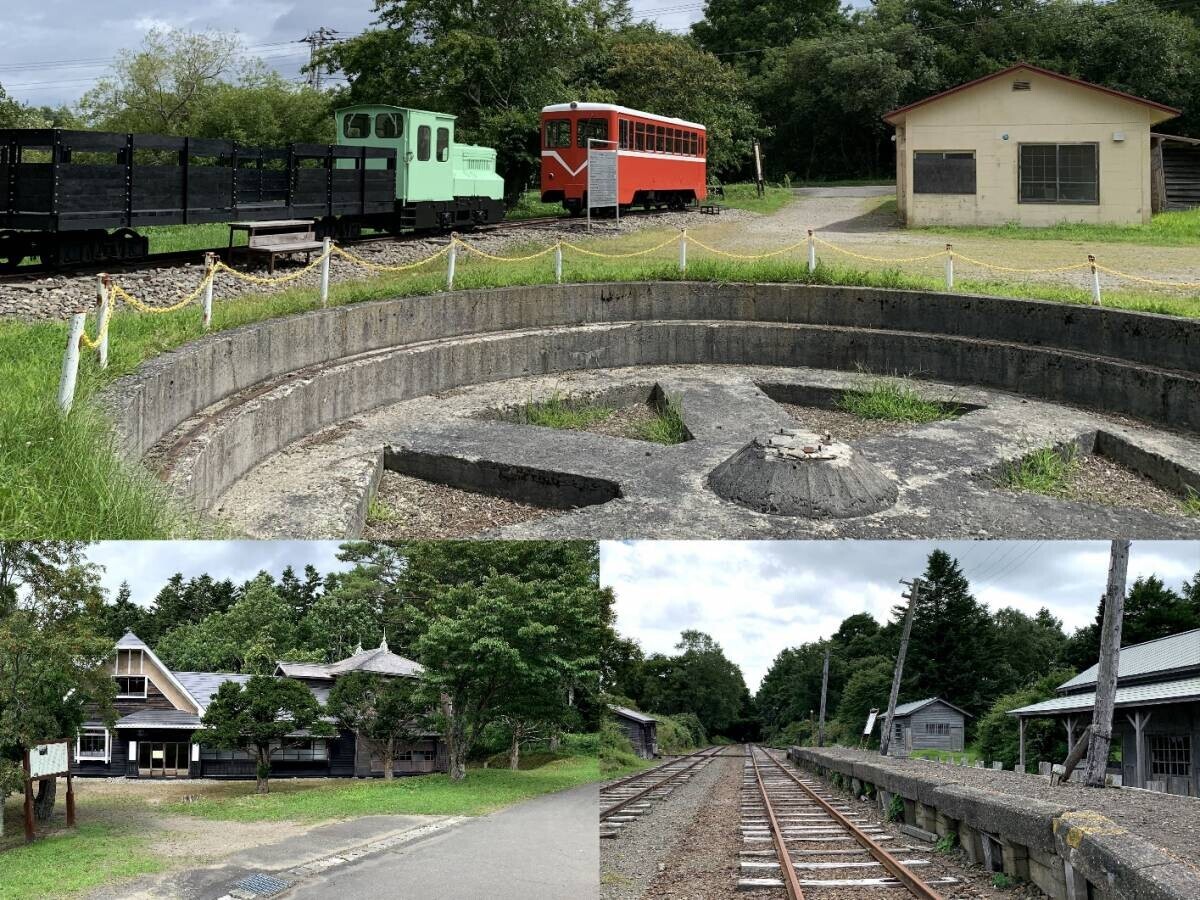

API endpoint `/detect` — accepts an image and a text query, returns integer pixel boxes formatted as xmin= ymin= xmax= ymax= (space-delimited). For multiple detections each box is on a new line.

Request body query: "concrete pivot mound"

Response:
xmin=709 ymin=428 xmax=897 ymax=518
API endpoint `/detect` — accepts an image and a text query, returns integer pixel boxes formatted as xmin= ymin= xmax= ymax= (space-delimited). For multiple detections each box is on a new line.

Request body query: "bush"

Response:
xmin=668 ymin=712 xmax=707 ymax=747
xmin=600 ymin=718 xmax=641 ymax=774
xmin=655 ymin=715 xmax=701 ymax=755
xmin=977 ymin=670 xmax=1075 ymax=768
xmin=561 ymin=732 xmax=600 ymax=756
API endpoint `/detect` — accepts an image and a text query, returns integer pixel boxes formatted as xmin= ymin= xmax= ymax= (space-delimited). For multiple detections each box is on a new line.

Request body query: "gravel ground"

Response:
xmin=0 ymin=206 xmax=751 ymax=322
xmin=777 ymin=402 xmax=920 ymax=442
xmin=362 ymin=471 xmax=560 ymax=539
xmin=579 ymin=402 xmax=663 ymax=441
xmin=601 ymin=752 xmax=729 ymax=900
xmin=810 ymin=748 xmax=1200 ymax=870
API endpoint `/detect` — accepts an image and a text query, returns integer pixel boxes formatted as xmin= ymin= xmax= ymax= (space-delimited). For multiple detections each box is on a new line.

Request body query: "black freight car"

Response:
xmin=0 ymin=129 xmax=396 ymax=270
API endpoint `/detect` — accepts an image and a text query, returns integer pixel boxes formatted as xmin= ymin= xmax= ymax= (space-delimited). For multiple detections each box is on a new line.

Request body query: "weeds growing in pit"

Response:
xmin=839 ymin=378 xmax=957 ymax=423
xmin=1003 ymin=444 xmax=1080 ymax=495
xmin=635 ymin=393 xmax=689 ymax=445
xmin=934 ymin=831 xmax=958 ymax=854
xmin=886 ymin=794 xmax=904 ymax=822
xmin=518 ymin=392 xmax=614 ymax=430
xmin=367 ymin=496 xmax=397 ymax=524
xmin=1182 ymin=488 xmax=1200 ymax=517
xmin=992 ymin=873 xmax=1018 ymax=889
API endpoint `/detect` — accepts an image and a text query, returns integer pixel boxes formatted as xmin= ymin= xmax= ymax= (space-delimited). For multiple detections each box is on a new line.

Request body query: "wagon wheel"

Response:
xmin=112 ymin=228 xmax=148 ymax=261
xmin=0 ymin=231 xmax=28 ymax=273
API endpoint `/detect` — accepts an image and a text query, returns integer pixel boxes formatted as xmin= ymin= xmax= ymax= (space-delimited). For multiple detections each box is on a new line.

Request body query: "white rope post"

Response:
xmin=319 ymin=238 xmax=331 ymax=308
xmin=944 ymin=244 xmax=954 ymax=290
xmin=1089 ymin=255 xmax=1101 ymax=306
xmin=554 ymin=242 xmax=563 ymax=284
xmin=807 ymin=229 xmax=817 ymax=273
xmin=447 ymin=234 xmax=458 ymax=291
xmin=58 ymin=313 xmax=86 ymax=413
xmin=678 ymin=230 xmax=687 ymax=274
xmin=202 ymin=253 xmax=215 ymax=330
xmin=95 ymin=274 xmax=110 ymax=370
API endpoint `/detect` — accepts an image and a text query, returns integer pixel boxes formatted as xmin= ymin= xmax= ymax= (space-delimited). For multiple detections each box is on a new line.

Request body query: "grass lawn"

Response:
xmin=717 ymin=183 xmax=794 ymax=215
xmin=4 ymin=221 xmax=1200 ymax=539
xmin=920 ymin=206 xmax=1200 ymax=247
xmin=164 ymin=756 xmax=599 ymax=823
xmin=0 ymin=822 xmax=166 ymax=900
xmin=505 ymin=189 xmax=568 ymax=221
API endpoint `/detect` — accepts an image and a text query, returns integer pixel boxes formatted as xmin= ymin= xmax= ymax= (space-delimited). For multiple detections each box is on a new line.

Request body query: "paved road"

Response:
xmin=792 ymin=184 xmax=894 ymax=199
xmin=287 ymin=783 xmax=599 ymax=900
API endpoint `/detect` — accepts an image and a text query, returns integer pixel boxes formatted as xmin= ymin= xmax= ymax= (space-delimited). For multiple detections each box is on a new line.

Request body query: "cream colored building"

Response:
xmin=885 ymin=63 xmax=1180 ymax=227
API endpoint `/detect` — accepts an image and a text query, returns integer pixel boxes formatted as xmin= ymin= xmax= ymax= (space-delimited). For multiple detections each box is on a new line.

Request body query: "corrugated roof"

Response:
xmin=175 ymin=672 xmax=253 ymax=708
xmin=114 ymin=709 xmax=204 ymax=729
xmin=1059 ymin=629 xmax=1200 ymax=691
xmin=609 ymin=705 xmax=656 ymax=725
xmin=116 ymin=631 xmax=151 ymax=651
xmin=1010 ymin=676 xmax=1200 ymax=717
xmin=328 ymin=642 xmax=423 ymax=678
xmin=892 ymin=697 xmax=973 ymax=719
xmin=275 ymin=661 xmax=335 ymax=680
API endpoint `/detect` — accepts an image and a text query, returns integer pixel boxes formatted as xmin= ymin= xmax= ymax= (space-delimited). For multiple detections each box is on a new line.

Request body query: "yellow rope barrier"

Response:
xmin=111 ymin=269 xmax=215 ymax=314
xmin=213 ymin=253 xmax=328 ymax=285
xmin=77 ymin=295 xmax=113 ymax=351
xmin=812 ymin=237 xmax=949 ymax=265
xmin=952 ymin=252 xmax=1092 ymax=275
xmin=452 ymin=237 xmax=560 ymax=262
xmin=331 ymin=242 xmax=451 ymax=272
xmin=687 ymin=235 xmax=810 ymax=260
xmin=1092 ymin=264 xmax=1200 ymax=290
xmin=560 ymin=233 xmax=681 ymax=258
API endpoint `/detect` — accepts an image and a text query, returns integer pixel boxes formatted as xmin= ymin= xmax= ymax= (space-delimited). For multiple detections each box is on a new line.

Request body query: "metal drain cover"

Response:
xmin=233 ymin=873 xmax=292 ymax=896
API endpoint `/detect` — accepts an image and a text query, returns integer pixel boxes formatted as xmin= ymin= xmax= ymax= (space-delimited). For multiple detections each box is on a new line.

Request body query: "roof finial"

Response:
xmin=379 ymin=630 xmax=388 ymax=653
xmin=353 ymin=640 xmax=363 ymax=655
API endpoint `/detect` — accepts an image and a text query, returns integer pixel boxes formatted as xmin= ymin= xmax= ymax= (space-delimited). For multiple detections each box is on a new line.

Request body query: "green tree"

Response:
xmin=198 ymin=675 xmax=332 ymax=794
xmin=833 ymin=654 xmax=894 ymax=745
xmin=988 ymin=607 xmax=1068 ymax=696
xmin=1123 ymin=575 xmax=1198 ymax=645
xmin=976 ymin=670 xmax=1075 ymax=769
xmin=640 ymin=631 xmax=748 ymax=736
xmin=95 ymin=581 xmax=149 ymax=642
xmin=326 ymin=671 xmax=427 ymax=780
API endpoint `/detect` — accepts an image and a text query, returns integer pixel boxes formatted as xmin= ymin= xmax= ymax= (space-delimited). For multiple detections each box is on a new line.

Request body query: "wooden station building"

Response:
xmin=1009 ymin=628 xmax=1200 ymax=796
xmin=72 ymin=631 xmax=447 ymax=780
xmin=609 ymin=705 xmax=658 ymax=759
xmin=887 ymin=697 xmax=971 ymax=756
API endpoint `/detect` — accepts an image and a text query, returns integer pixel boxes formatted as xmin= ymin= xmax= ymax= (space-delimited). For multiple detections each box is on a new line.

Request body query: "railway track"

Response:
xmin=740 ymin=746 xmax=956 ymax=896
xmin=600 ymin=746 xmax=723 ymax=838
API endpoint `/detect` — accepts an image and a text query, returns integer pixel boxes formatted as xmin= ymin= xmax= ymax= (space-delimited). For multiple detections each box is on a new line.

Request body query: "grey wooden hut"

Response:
xmin=609 ymin=705 xmax=658 ymax=759
xmin=888 ymin=697 xmax=971 ymax=756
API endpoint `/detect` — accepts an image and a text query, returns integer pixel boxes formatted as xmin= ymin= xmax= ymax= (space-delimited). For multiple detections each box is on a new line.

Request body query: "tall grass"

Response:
xmin=1002 ymin=445 xmax=1080 ymax=495
xmin=921 ymin=207 xmax=1200 ymax=247
xmin=518 ymin=392 xmax=614 ymax=429
xmin=3 ymin=232 xmax=1199 ymax=539
xmin=635 ymin=393 xmax=688 ymax=444
xmin=838 ymin=378 xmax=958 ymax=423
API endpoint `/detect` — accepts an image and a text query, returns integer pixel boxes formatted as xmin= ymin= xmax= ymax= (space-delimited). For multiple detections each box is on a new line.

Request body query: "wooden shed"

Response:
xmin=888 ymin=697 xmax=971 ymax=757
xmin=1151 ymin=133 xmax=1200 ymax=211
xmin=609 ymin=705 xmax=658 ymax=759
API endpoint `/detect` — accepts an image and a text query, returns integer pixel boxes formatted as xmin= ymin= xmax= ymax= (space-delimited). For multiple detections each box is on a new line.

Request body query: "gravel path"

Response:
xmin=777 ymin=403 xmax=922 ymax=442
xmin=601 ymin=752 xmax=729 ymax=900
xmin=0 ymin=207 xmax=752 ymax=322
xmin=362 ymin=472 xmax=559 ymax=539
xmin=811 ymin=748 xmax=1200 ymax=870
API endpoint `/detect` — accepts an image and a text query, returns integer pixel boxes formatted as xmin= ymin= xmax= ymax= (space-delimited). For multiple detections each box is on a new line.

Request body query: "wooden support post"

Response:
xmin=1059 ymin=724 xmax=1093 ymax=784
xmin=447 ymin=234 xmax=458 ymax=290
xmin=1084 ymin=539 xmax=1130 ymax=788
xmin=1126 ymin=710 xmax=1151 ymax=788
xmin=555 ymin=242 xmax=563 ymax=284
xmin=95 ymin=274 xmax=110 ymax=370
xmin=944 ymin=245 xmax=954 ymax=289
xmin=319 ymin=237 xmax=331 ymax=308
xmin=22 ymin=750 xmax=34 ymax=843
xmin=57 ymin=313 xmax=86 ymax=413
xmin=807 ymin=229 xmax=816 ymax=273
xmin=678 ymin=230 xmax=687 ymax=273
xmin=1018 ymin=717 xmax=1026 ymax=772
xmin=880 ymin=578 xmax=925 ymax=756
xmin=202 ymin=253 xmax=215 ymax=330
xmin=66 ymin=744 xmax=76 ymax=828
xmin=1089 ymin=255 xmax=1101 ymax=305
xmin=817 ymin=646 xmax=830 ymax=748
xmin=1065 ymin=716 xmax=1076 ymax=751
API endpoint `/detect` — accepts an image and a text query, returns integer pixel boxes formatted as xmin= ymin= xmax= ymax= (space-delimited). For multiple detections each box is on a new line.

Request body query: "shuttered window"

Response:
xmin=1019 ymin=143 xmax=1098 ymax=203
xmin=913 ymin=151 xmax=976 ymax=194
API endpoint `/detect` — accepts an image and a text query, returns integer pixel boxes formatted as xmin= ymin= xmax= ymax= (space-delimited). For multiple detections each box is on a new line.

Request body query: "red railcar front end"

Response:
xmin=539 ymin=103 xmax=707 ymax=214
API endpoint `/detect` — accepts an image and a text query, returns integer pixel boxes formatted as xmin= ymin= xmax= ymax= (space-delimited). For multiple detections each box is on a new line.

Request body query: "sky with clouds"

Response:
xmin=0 ymin=0 xmax=708 ymax=108
xmin=601 ymin=541 xmax=1200 ymax=691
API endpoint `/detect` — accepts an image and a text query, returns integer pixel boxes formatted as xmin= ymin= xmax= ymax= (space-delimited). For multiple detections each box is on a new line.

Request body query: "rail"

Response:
xmin=600 ymin=746 xmax=721 ymax=823
xmin=748 ymin=745 xmax=806 ymax=899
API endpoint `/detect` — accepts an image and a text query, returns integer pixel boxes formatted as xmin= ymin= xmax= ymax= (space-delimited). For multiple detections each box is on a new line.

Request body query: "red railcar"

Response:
xmin=539 ymin=103 xmax=707 ymax=214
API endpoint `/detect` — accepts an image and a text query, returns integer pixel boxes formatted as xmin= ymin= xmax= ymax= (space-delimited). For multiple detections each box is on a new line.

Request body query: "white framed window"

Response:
xmin=115 ymin=675 xmax=147 ymax=698
xmin=115 ymin=648 xmax=144 ymax=674
xmin=77 ymin=726 xmax=110 ymax=763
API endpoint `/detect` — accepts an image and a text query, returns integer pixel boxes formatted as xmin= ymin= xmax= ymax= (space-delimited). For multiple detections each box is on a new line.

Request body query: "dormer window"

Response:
xmin=115 ymin=675 xmax=147 ymax=698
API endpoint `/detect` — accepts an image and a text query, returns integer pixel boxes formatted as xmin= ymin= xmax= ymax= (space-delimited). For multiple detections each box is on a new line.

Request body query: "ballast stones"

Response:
xmin=708 ymin=428 xmax=897 ymax=518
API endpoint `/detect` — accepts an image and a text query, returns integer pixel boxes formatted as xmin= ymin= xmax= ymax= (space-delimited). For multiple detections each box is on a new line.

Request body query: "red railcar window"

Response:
xmin=656 ymin=127 xmax=665 ymax=152
xmin=545 ymin=119 xmax=571 ymax=149
xmin=619 ymin=120 xmax=630 ymax=150
xmin=577 ymin=118 xmax=609 ymax=147
xmin=634 ymin=122 xmax=645 ymax=151
xmin=675 ymin=130 xmax=683 ymax=154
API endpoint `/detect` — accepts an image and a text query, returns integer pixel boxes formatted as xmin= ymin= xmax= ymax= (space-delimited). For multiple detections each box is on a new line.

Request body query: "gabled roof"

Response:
xmin=1010 ymin=676 xmax=1200 ymax=717
xmin=275 ymin=640 xmax=423 ymax=681
xmin=116 ymin=632 xmax=205 ymax=715
xmin=883 ymin=63 xmax=1181 ymax=125
xmin=609 ymin=704 xmax=656 ymax=725
xmin=175 ymin=672 xmax=253 ymax=708
xmin=892 ymin=697 xmax=973 ymax=719
xmin=114 ymin=708 xmax=203 ymax=730
xmin=1059 ymin=628 xmax=1200 ymax=692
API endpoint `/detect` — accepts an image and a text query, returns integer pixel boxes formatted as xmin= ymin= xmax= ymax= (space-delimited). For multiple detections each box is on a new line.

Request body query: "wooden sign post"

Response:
xmin=22 ymin=739 xmax=76 ymax=843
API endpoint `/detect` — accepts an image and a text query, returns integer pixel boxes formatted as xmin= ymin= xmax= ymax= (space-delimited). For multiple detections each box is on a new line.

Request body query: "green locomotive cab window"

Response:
xmin=576 ymin=118 xmax=609 ymax=147
xmin=436 ymin=127 xmax=450 ymax=162
xmin=375 ymin=113 xmax=402 ymax=139
xmin=545 ymin=119 xmax=571 ymax=149
xmin=344 ymin=113 xmax=370 ymax=139
xmin=417 ymin=125 xmax=431 ymax=161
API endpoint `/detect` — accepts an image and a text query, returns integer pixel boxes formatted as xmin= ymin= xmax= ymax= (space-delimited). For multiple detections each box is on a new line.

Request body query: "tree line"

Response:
xmin=1 ymin=541 xmax=610 ymax=813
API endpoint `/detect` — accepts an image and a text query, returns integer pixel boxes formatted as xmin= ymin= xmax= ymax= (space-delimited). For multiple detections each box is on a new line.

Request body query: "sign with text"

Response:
xmin=587 ymin=138 xmax=619 ymax=230
xmin=28 ymin=741 xmax=70 ymax=779
xmin=863 ymin=709 xmax=879 ymax=736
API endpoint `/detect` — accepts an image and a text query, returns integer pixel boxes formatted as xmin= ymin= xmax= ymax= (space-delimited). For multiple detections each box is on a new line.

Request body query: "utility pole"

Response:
xmin=1083 ymin=539 xmax=1130 ymax=786
xmin=817 ymin=646 xmax=830 ymax=748
xmin=879 ymin=577 xmax=926 ymax=757
xmin=300 ymin=27 xmax=340 ymax=90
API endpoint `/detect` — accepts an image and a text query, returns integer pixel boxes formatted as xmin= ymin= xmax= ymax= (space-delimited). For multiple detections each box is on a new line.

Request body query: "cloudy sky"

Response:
xmin=601 ymin=541 xmax=1200 ymax=691
xmin=85 ymin=541 xmax=353 ymax=608
xmin=0 ymin=1 xmax=708 ymax=108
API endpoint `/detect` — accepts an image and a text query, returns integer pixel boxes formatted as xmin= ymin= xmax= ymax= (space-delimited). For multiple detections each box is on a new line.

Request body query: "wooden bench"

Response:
xmin=228 ymin=219 xmax=324 ymax=274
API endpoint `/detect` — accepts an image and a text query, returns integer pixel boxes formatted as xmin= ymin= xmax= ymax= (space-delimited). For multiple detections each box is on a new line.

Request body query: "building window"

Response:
xmin=1149 ymin=734 xmax=1191 ymax=777
xmin=397 ymin=749 xmax=436 ymax=762
xmin=913 ymin=151 xmax=977 ymax=195
xmin=1019 ymin=143 xmax=1098 ymax=204
xmin=343 ymin=114 xmax=370 ymax=140
xmin=925 ymin=722 xmax=951 ymax=736
xmin=544 ymin=119 xmax=571 ymax=149
xmin=375 ymin=113 xmax=402 ymax=139
xmin=576 ymin=118 xmax=609 ymax=148
xmin=115 ymin=648 xmax=144 ymax=674
xmin=199 ymin=747 xmax=253 ymax=761
xmin=417 ymin=125 xmax=431 ymax=162
xmin=77 ymin=727 xmax=109 ymax=762
xmin=270 ymin=739 xmax=329 ymax=762
xmin=115 ymin=675 xmax=147 ymax=698
xmin=436 ymin=127 xmax=450 ymax=162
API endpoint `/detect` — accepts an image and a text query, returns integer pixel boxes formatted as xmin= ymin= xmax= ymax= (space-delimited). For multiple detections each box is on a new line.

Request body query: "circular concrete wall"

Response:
xmin=100 ymin=281 xmax=1200 ymax=511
